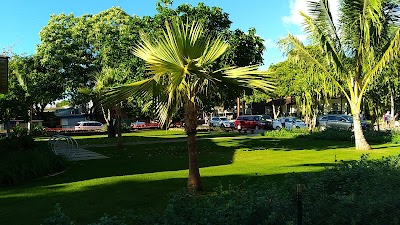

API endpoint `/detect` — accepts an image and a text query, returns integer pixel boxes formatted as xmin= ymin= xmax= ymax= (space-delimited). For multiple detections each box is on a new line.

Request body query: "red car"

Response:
xmin=234 ymin=115 xmax=263 ymax=133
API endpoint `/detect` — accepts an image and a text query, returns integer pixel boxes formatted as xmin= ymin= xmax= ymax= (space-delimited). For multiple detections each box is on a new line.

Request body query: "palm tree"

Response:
xmin=106 ymin=18 xmax=274 ymax=191
xmin=280 ymin=0 xmax=400 ymax=150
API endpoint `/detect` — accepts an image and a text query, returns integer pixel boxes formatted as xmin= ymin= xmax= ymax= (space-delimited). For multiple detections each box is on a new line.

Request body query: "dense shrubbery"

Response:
xmin=295 ymin=154 xmax=400 ymax=225
xmin=261 ymin=127 xmax=309 ymax=138
xmin=0 ymin=127 xmax=67 ymax=186
xmin=31 ymin=125 xmax=47 ymax=136
xmin=262 ymin=128 xmax=394 ymax=144
xmin=43 ymin=155 xmax=400 ymax=225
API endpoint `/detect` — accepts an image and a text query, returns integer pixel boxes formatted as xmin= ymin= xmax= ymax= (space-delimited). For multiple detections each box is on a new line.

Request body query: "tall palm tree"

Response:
xmin=280 ymin=0 xmax=400 ymax=150
xmin=106 ymin=19 xmax=274 ymax=191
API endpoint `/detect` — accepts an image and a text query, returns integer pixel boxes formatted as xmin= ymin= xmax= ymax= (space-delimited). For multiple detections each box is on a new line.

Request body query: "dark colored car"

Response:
xmin=317 ymin=114 xmax=368 ymax=131
xmin=260 ymin=114 xmax=273 ymax=130
xmin=234 ymin=115 xmax=263 ymax=133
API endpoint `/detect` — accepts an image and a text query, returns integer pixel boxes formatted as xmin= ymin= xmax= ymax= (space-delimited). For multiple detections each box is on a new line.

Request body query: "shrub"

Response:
xmin=294 ymin=154 xmax=400 ymax=225
xmin=11 ymin=125 xmax=29 ymax=138
xmin=297 ymin=129 xmax=392 ymax=144
xmin=262 ymin=128 xmax=309 ymax=138
xmin=41 ymin=204 xmax=75 ymax=225
xmin=0 ymin=142 xmax=67 ymax=186
xmin=0 ymin=135 xmax=35 ymax=151
xmin=31 ymin=125 xmax=47 ymax=136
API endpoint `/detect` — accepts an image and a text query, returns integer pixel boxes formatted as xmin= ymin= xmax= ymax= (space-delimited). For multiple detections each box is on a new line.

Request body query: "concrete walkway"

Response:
xmin=53 ymin=141 xmax=109 ymax=161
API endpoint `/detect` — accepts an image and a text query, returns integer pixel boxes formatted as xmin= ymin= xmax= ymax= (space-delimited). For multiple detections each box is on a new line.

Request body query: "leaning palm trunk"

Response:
xmin=184 ymin=100 xmax=202 ymax=191
xmin=351 ymin=107 xmax=371 ymax=150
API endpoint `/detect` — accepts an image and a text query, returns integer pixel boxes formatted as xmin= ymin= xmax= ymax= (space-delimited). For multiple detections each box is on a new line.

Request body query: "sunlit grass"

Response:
xmin=2 ymin=135 xmax=400 ymax=224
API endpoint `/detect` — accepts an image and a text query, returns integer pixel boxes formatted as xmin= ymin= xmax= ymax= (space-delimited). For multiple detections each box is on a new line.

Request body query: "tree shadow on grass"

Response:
xmin=37 ymin=135 xmax=358 ymax=185
xmin=0 ymin=172 xmax=312 ymax=225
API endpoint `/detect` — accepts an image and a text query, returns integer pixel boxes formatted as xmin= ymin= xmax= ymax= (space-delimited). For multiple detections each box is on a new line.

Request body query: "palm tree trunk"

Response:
xmin=116 ymin=106 xmax=123 ymax=148
xmin=184 ymin=100 xmax=202 ymax=192
xmin=352 ymin=108 xmax=371 ymax=150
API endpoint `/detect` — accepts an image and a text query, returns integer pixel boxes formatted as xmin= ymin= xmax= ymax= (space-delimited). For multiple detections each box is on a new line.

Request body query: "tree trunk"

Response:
xmin=117 ymin=106 xmax=123 ymax=148
xmin=184 ymin=100 xmax=202 ymax=192
xmin=391 ymin=93 xmax=395 ymax=118
xmin=102 ymin=107 xmax=116 ymax=138
xmin=352 ymin=108 xmax=371 ymax=150
xmin=272 ymin=104 xmax=280 ymax=119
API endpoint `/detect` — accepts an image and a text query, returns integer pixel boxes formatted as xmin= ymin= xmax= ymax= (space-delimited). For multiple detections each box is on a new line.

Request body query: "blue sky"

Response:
xmin=0 ymin=0 xmax=311 ymax=67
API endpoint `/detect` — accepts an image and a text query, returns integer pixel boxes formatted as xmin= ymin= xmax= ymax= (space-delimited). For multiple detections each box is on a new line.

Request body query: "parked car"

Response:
xmin=209 ymin=117 xmax=234 ymax=129
xmin=317 ymin=114 xmax=368 ymax=131
xmin=75 ymin=121 xmax=103 ymax=130
xmin=260 ymin=114 xmax=273 ymax=130
xmin=131 ymin=121 xmax=160 ymax=129
xmin=234 ymin=115 xmax=263 ymax=133
xmin=131 ymin=121 xmax=146 ymax=129
xmin=272 ymin=117 xmax=306 ymax=130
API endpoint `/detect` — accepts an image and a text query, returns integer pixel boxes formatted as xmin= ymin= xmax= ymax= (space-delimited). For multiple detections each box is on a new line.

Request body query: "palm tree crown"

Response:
xmin=106 ymin=18 xmax=274 ymax=191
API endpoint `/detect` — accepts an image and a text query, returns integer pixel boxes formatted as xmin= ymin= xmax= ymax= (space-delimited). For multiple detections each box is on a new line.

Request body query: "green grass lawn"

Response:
xmin=36 ymin=129 xmax=244 ymax=146
xmin=2 ymin=133 xmax=400 ymax=225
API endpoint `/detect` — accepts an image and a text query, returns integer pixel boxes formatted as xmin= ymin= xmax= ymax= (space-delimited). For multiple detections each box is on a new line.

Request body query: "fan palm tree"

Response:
xmin=280 ymin=0 xmax=400 ymax=150
xmin=106 ymin=18 xmax=274 ymax=191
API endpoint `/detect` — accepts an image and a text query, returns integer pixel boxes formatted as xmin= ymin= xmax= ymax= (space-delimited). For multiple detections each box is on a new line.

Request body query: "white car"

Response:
xmin=273 ymin=117 xmax=306 ymax=130
xmin=75 ymin=121 xmax=103 ymax=130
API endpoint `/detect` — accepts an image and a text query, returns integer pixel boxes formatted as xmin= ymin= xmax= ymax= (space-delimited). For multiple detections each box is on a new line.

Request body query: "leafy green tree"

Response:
xmin=280 ymin=0 xmax=400 ymax=150
xmin=106 ymin=19 xmax=273 ymax=191
xmin=8 ymin=55 xmax=64 ymax=117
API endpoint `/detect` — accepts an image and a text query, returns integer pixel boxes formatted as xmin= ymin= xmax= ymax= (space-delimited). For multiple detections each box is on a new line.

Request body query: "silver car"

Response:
xmin=318 ymin=114 xmax=368 ymax=131
xmin=209 ymin=117 xmax=234 ymax=128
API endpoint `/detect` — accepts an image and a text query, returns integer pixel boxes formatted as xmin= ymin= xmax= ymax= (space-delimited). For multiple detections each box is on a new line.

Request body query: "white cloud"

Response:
xmin=282 ymin=0 xmax=340 ymax=28
xmin=294 ymin=34 xmax=308 ymax=42
xmin=264 ymin=38 xmax=277 ymax=50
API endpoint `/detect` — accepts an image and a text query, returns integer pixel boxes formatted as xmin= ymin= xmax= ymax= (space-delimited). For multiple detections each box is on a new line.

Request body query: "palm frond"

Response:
xmin=222 ymin=65 xmax=275 ymax=92
xmin=103 ymin=78 xmax=155 ymax=107
xmin=281 ymin=34 xmax=351 ymax=102
xmin=361 ymin=27 xmax=400 ymax=98
xmin=301 ymin=11 xmax=346 ymax=72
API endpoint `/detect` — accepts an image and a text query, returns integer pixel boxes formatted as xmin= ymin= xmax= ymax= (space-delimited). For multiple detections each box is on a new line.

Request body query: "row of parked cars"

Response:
xmin=74 ymin=113 xmax=367 ymax=132
xmin=210 ymin=113 xmax=369 ymax=133
xmin=209 ymin=115 xmax=307 ymax=133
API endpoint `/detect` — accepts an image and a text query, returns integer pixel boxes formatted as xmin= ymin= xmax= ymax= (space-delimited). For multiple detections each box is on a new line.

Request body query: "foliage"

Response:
xmin=261 ymin=127 xmax=309 ymax=138
xmin=41 ymin=203 xmax=75 ymax=225
xmin=298 ymin=129 xmax=393 ymax=144
xmin=280 ymin=0 xmax=400 ymax=150
xmin=0 ymin=142 xmax=67 ymax=186
xmin=31 ymin=125 xmax=47 ymax=136
xmin=56 ymin=100 xmax=70 ymax=108
xmin=295 ymin=154 xmax=400 ymax=225
xmin=9 ymin=55 xmax=65 ymax=116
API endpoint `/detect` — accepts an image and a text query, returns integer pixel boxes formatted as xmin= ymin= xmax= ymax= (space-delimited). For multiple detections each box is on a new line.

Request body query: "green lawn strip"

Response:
xmin=48 ymin=129 xmax=243 ymax=146
xmin=1 ymin=137 xmax=400 ymax=225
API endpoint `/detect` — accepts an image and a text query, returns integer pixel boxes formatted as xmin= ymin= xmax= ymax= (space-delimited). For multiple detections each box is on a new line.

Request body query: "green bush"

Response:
xmin=0 ymin=143 xmax=67 ymax=186
xmin=0 ymin=135 xmax=35 ymax=151
xmin=297 ymin=129 xmax=392 ymax=144
xmin=32 ymin=125 xmax=47 ymax=136
xmin=293 ymin=154 xmax=400 ymax=225
xmin=41 ymin=204 xmax=75 ymax=225
xmin=262 ymin=127 xmax=309 ymax=138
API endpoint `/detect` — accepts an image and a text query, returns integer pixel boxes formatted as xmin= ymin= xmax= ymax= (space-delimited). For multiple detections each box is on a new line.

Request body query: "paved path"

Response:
xmin=53 ymin=141 xmax=109 ymax=161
